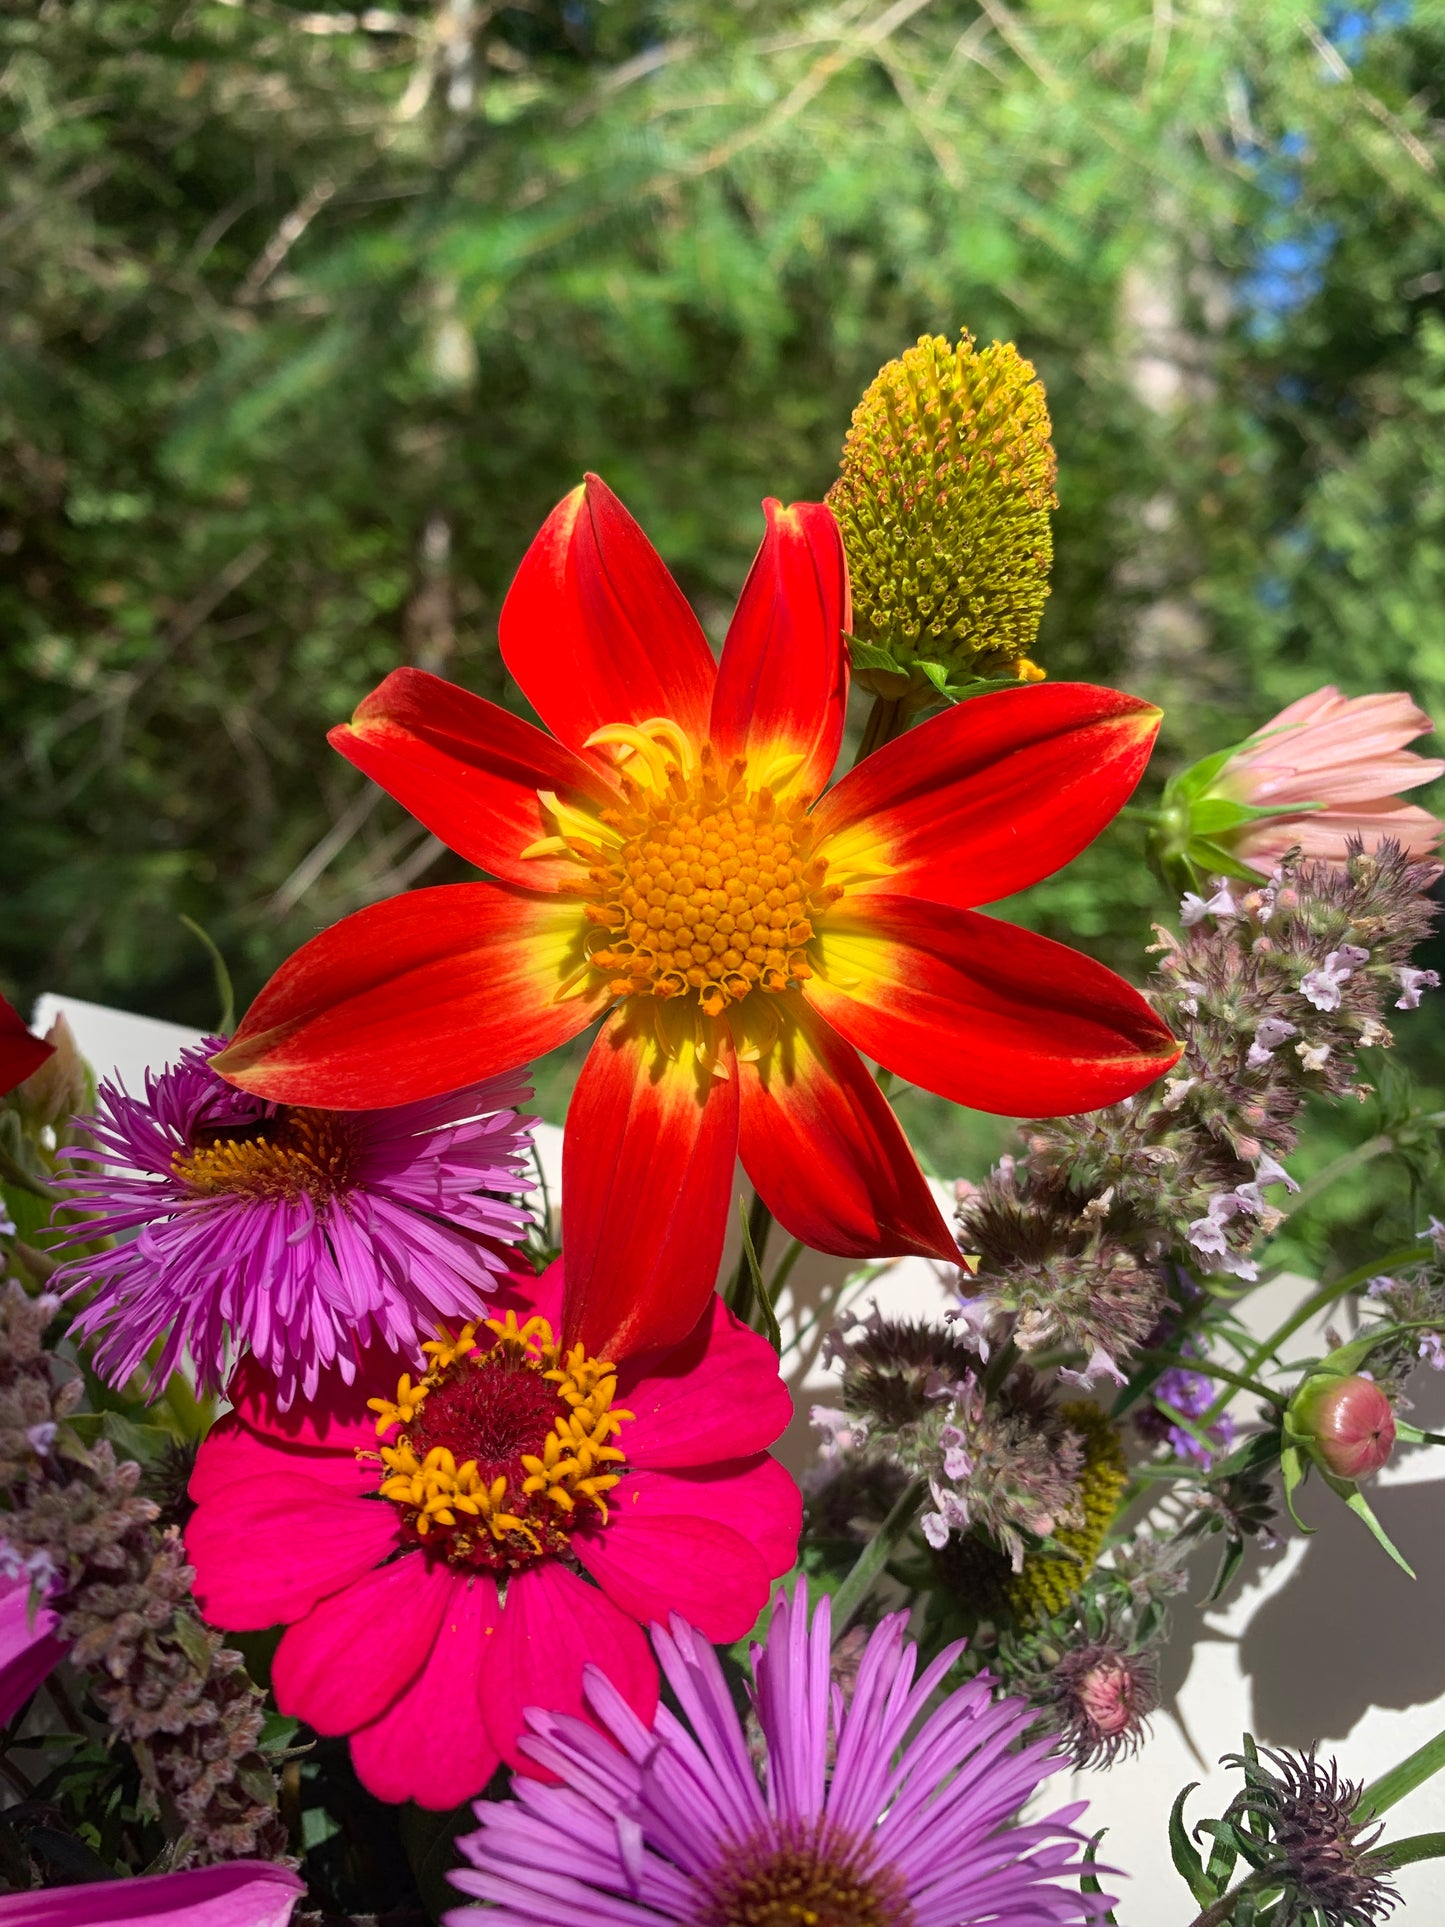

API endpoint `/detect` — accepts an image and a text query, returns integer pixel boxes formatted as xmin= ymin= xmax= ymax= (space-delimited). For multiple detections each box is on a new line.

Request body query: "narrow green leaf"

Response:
xmin=1378 ymin=1830 xmax=1445 ymax=1869
xmin=1357 ymin=1725 xmax=1445 ymax=1820
xmin=178 ymin=915 xmax=236 ymax=1036
xmin=1168 ymin=1783 xmax=1213 ymax=1904
xmin=1343 ymin=1485 xmax=1416 ymax=1578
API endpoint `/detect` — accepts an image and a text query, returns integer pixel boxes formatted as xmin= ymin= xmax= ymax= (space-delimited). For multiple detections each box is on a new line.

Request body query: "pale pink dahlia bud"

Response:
xmin=1216 ymin=686 xmax=1443 ymax=875
xmin=1293 ymin=1373 xmax=1396 ymax=1482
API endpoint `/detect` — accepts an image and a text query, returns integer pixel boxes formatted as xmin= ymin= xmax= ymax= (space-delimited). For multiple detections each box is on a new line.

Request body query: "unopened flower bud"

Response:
xmin=827 ymin=331 xmax=1056 ymax=699
xmin=11 ymin=1014 xmax=88 ymax=1131
xmin=1292 ymin=1373 xmax=1396 ymax=1482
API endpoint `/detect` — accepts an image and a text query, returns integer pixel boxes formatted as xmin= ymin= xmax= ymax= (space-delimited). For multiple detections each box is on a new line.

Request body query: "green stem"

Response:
xmin=1134 ymin=1350 xmax=1284 ymax=1409
xmin=829 ymin=1475 xmax=928 ymax=1637
xmin=1356 ymin=1723 xmax=1445 ymax=1821
xmin=1185 ymin=1871 xmax=1275 ymax=1927
xmin=725 ymin=1192 xmax=775 ymax=1319
xmin=855 ymin=693 xmax=905 ymax=763
xmin=768 ymin=1237 xmax=804 ymax=1307
xmin=1198 ymin=1242 xmax=1433 ymax=1428
xmin=1278 ymin=1133 xmax=1395 ymax=1223
xmin=0 ymin=1143 xmax=60 ymax=1203
xmin=980 ymin=1335 xmax=1019 ymax=1396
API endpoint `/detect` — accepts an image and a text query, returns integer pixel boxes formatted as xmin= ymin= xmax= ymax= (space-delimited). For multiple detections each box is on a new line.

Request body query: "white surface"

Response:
xmin=39 ymin=996 xmax=1445 ymax=1919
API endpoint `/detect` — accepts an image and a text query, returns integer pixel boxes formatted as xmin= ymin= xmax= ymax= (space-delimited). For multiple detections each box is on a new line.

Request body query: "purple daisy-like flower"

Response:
xmin=448 ymin=1583 xmax=1111 ymax=1927
xmin=51 ymin=1038 xmax=535 ymax=1405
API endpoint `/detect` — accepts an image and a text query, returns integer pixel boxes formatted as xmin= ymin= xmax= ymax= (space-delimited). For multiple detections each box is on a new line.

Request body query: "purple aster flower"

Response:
xmin=51 ymin=1038 xmax=535 ymax=1405
xmin=449 ymin=1583 xmax=1111 ymax=1927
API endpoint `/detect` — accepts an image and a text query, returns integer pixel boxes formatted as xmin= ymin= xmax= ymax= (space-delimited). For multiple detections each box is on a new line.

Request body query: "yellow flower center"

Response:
xmin=171 ymin=1108 xmax=359 ymax=1204
xmin=699 ymin=1822 xmax=914 ymax=1927
xmin=525 ymin=722 xmax=843 ymax=1019
xmin=367 ymin=1311 xmax=631 ymax=1571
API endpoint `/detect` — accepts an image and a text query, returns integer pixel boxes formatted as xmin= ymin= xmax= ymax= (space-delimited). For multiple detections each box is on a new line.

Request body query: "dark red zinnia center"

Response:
xmin=408 ymin=1352 xmax=566 ymax=1489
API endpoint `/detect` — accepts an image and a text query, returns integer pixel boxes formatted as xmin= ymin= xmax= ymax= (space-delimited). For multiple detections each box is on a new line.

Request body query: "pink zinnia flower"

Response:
xmin=184 ymin=1263 xmax=800 ymax=1811
xmin=0 ymin=1861 xmax=303 ymax=1927
xmin=0 ymin=1562 xmax=65 ymax=1726
xmin=51 ymin=1039 xmax=535 ymax=1405
xmin=1216 ymin=686 xmax=1443 ymax=874
xmin=449 ymin=1582 xmax=1110 ymax=1926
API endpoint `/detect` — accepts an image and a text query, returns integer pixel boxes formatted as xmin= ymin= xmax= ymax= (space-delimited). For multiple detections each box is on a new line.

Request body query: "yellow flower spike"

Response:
xmin=827 ymin=330 xmax=1057 ymax=699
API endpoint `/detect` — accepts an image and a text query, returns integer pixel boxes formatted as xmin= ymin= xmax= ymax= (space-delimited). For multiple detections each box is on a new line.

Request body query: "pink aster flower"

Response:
xmin=0 ymin=1562 xmax=65 ymax=1726
xmin=50 ymin=1039 xmax=535 ymax=1406
xmin=1216 ymin=686 xmax=1443 ymax=874
xmin=449 ymin=1582 xmax=1110 ymax=1927
xmin=0 ymin=1860 xmax=303 ymax=1927
xmin=184 ymin=1262 xmax=800 ymax=1811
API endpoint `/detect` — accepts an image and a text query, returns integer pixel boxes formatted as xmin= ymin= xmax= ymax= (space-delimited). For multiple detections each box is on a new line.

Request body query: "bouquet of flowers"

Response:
xmin=2 ymin=332 xmax=1443 ymax=1927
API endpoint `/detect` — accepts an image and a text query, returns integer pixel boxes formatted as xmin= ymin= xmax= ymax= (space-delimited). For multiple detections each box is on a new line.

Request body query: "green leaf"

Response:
xmin=1205 ymin=1535 xmax=1247 ymax=1604
xmin=1080 ymin=1830 xmax=1118 ymax=1922
xmin=1378 ymin=1830 xmax=1445 ymax=1869
xmin=845 ymin=635 xmax=908 ymax=676
xmin=1342 ymin=1486 xmax=1416 ymax=1578
xmin=178 ymin=915 xmax=235 ymax=1036
xmin=1357 ymin=1726 xmax=1445 ymax=1821
xmin=1168 ymin=1783 xmax=1214 ymax=1904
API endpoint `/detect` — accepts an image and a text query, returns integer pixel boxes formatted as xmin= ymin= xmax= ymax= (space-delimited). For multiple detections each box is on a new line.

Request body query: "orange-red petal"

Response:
xmin=212 ymin=883 xmax=606 ymax=1108
xmin=735 ymin=992 xmax=957 ymax=1262
xmin=329 ymin=666 xmax=619 ymax=889
xmin=813 ymin=682 xmax=1162 ymax=909
xmin=806 ymin=895 xmax=1180 ymax=1116
xmin=560 ymin=1001 xmax=740 ymax=1363
xmin=710 ymin=499 xmax=849 ymax=797
xmin=499 ymin=473 xmax=715 ymax=757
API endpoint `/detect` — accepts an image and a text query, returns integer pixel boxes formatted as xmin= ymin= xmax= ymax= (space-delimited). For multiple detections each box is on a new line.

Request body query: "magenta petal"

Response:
xmin=481 ymin=1562 xmax=657 ymax=1775
xmin=349 ymin=1573 xmax=502 ymax=1810
xmin=0 ymin=1861 xmax=305 ymax=1927
xmin=617 ymin=1297 xmax=793 ymax=1468
xmin=273 ymin=1556 xmax=453 ymax=1736
xmin=574 ymin=1507 xmax=771 ymax=1643
xmin=186 ymin=1486 xmax=399 ymax=1633
xmin=228 ymin=1351 xmax=395 ymax=1452
xmin=0 ymin=1580 xmax=64 ymax=1726
xmin=610 ymin=1459 xmax=801 ymax=1578
xmin=188 ymin=1417 xmax=374 ymax=1505
xmin=488 ymin=1259 xmax=565 ymax=1332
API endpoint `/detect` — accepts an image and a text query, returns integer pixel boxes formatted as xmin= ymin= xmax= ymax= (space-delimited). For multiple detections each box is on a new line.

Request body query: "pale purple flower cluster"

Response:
xmin=51 ymin=1039 xmax=536 ymax=1405
xmin=450 ymin=1584 xmax=1110 ymax=1927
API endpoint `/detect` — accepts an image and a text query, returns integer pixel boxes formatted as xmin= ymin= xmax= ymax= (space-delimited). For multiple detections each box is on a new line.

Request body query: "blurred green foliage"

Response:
xmin=2 ymin=0 xmax=1443 ymax=1176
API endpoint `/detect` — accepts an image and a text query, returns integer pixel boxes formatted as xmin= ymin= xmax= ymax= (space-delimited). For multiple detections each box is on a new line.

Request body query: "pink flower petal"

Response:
xmin=228 ymin=1349 xmax=396 ymax=1451
xmin=188 ymin=1416 xmax=375 ymax=1505
xmin=348 ymin=1572 xmax=502 ymax=1809
xmin=0 ymin=1861 xmax=304 ymax=1927
xmin=617 ymin=1297 xmax=793 ymax=1468
xmin=489 ymin=1259 xmax=564 ymax=1332
xmin=481 ymin=1562 xmax=656 ymax=1775
xmin=272 ymin=1555 xmax=454 ymax=1735
xmin=574 ymin=1507 xmax=771 ymax=1642
xmin=607 ymin=1458 xmax=801 ymax=1576
xmin=186 ymin=1485 xmax=400 ymax=1632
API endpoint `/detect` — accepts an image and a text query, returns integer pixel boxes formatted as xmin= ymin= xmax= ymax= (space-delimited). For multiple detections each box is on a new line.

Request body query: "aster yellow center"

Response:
xmin=171 ymin=1108 xmax=359 ymax=1204
xmin=367 ymin=1312 xmax=631 ymax=1572
xmin=700 ymin=1824 xmax=914 ymax=1927
xmin=526 ymin=722 xmax=842 ymax=1018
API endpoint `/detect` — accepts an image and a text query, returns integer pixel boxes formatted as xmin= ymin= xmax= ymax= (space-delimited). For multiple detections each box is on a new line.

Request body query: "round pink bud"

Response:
xmin=1301 ymin=1375 xmax=1396 ymax=1481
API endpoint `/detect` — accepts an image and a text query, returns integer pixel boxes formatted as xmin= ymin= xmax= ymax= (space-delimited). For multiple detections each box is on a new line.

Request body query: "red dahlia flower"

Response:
xmin=0 ymin=993 xmax=52 ymax=1097
xmin=184 ymin=1261 xmax=799 ymax=1810
xmin=214 ymin=478 xmax=1179 ymax=1358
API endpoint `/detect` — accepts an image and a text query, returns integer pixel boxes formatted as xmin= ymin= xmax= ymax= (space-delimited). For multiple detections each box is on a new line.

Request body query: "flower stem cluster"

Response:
xmin=956 ymin=841 xmax=1439 ymax=1376
xmin=0 ymin=1279 xmax=287 ymax=1865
